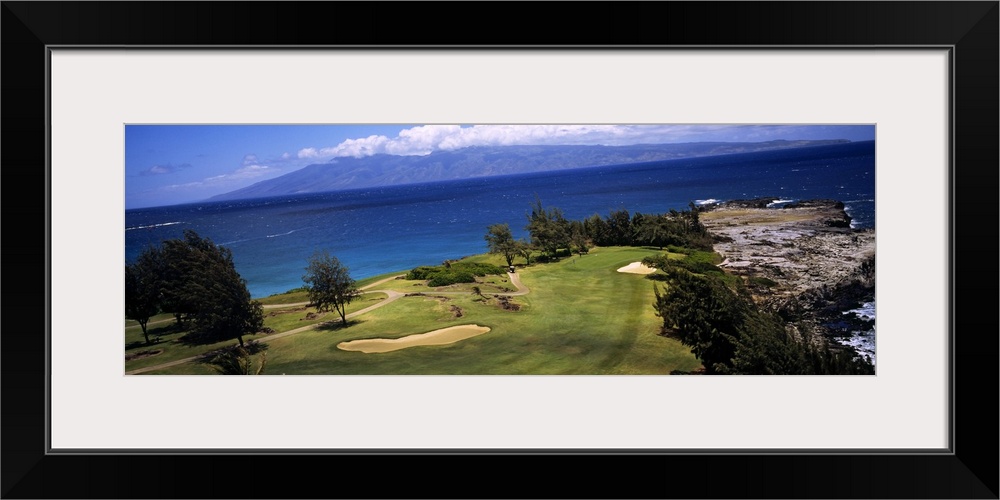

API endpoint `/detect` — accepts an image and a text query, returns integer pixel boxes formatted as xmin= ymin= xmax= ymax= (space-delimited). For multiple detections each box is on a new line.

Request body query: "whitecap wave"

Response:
xmin=266 ymin=227 xmax=311 ymax=238
xmin=833 ymin=301 xmax=876 ymax=366
xmin=766 ymin=199 xmax=796 ymax=207
xmin=843 ymin=205 xmax=855 ymax=228
xmin=844 ymin=301 xmax=875 ymax=321
xmin=125 ymin=221 xmax=184 ymax=231
xmin=834 ymin=328 xmax=876 ymax=367
xmin=218 ymin=238 xmax=253 ymax=246
xmin=694 ymin=198 xmax=720 ymax=205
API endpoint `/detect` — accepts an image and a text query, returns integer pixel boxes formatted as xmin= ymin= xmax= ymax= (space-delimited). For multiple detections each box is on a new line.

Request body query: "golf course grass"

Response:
xmin=131 ymin=246 xmax=703 ymax=375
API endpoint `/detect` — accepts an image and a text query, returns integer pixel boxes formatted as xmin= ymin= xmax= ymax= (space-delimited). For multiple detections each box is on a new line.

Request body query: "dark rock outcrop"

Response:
xmin=701 ymin=198 xmax=875 ymax=355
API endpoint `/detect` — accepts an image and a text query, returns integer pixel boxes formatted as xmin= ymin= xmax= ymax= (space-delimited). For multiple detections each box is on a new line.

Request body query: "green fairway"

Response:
xmin=137 ymin=246 xmax=703 ymax=375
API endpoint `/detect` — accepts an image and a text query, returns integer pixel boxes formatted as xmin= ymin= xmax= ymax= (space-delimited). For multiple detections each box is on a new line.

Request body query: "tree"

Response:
xmin=635 ymin=214 xmax=678 ymax=250
xmin=188 ymin=232 xmax=264 ymax=347
xmin=653 ymin=265 xmax=874 ymax=375
xmin=525 ymin=197 xmax=570 ymax=258
xmin=209 ymin=344 xmax=268 ymax=375
xmin=158 ymin=231 xmax=213 ymax=326
xmin=125 ymin=230 xmax=263 ymax=347
xmin=653 ymin=268 xmax=744 ymax=374
xmin=158 ymin=230 xmax=264 ymax=347
xmin=125 ymin=245 xmax=162 ymax=344
xmin=686 ymin=201 xmax=704 ymax=233
xmin=568 ymin=220 xmax=590 ymax=255
xmin=303 ymin=251 xmax=362 ymax=325
xmin=484 ymin=223 xmax=519 ymax=267
xmin=516 ymin=239 xmax=536 ymax=265
xmin=606 ymin=208 xmax=633 ymax=245
xmin=584 ymin=213 xmax=610 ymax=246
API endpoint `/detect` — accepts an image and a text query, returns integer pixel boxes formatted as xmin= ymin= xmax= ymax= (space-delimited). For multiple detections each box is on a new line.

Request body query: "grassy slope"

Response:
xmin=125 ymin=292 xmax=389 ymax=373
xmin=145 ymin=246 xmax=701 ymax=375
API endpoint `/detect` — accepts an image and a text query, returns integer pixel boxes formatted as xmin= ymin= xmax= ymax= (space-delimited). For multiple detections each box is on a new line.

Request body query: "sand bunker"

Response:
xmin=617 ymin=262 xmax=657 ymax=274
xmin=337 ymin=324 xmax=491 ymax=353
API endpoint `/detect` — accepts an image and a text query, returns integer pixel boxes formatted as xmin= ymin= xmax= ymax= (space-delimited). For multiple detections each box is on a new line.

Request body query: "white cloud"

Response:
xmin=295 ymin=124 xmax=814 ymax=161
xmin=235 ymin=154 xmax=272 ymax=179
xmin=210 ymin=164 xmax=271 ymax=182
xmin=166 ymin=163 xmax=274 ymax=191
xmin=139 ymin=162 xmax=192 ymax=176
xmin=437 ymin=125 xmax=628 ymax=150
xmin=163 ymin=181 xmax=206 ymax=191
xmin=232 ymin=164 xmax=270 ymax=179
xmin=385 ymin=125 xmax=461 ymax=155
xmin=321 ymin=134 xmax=391 ymax=158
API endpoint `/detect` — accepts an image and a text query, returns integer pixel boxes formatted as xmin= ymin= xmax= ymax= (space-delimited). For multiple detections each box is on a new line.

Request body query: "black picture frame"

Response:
xmin=3 ymin=2 xmax=997 ymax=498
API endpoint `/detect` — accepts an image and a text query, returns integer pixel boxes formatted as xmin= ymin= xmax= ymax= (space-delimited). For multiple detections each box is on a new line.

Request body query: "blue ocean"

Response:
xmin=126 ymin=141 xmax=875 ymax=300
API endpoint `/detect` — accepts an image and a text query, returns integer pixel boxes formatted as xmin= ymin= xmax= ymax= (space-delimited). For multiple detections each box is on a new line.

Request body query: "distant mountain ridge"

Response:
xmin=209 ymin=140 xmax=850 ymax=201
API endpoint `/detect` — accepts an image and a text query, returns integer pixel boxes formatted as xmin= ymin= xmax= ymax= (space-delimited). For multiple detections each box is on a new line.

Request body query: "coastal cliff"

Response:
xmin=700 ymin=198 xmax=876 ymax=360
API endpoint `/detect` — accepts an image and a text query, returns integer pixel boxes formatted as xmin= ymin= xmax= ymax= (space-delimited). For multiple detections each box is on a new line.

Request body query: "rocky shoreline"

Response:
xmin=699 ymin=198 xmax=876 ymax=360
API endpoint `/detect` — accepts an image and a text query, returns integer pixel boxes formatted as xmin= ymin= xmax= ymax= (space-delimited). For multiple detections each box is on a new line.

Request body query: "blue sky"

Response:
xmin=125 ymin=124 xmax=875 ymax=209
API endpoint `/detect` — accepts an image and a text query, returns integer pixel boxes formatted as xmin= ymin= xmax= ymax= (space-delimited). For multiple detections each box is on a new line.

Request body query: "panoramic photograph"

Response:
xmin=125 ymin=124 xmax=876 ymax=375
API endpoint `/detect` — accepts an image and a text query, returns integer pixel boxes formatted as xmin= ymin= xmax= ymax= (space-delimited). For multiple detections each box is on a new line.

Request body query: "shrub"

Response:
xmin=407 ymin=261 xmax=505 ymax=287
xmin=748 ymin=276 xmax=778 ymax=288
xmin=454 ymin=262 xmax=506 ymax=276
xmin=667 ymin=257 xmax=726 ymax=277
xmin=406 ymin=266 xmax=440 ymax=280
xmin=665 ymin=245 xmax=692 ymax=255
xmin=427 ymin=271 xmax=476 ymax=287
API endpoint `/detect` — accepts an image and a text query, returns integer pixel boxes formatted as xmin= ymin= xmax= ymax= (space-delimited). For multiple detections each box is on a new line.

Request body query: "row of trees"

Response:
xmin=584 ymin=203 xmax=714 ymax=251
xmin=485 ymin=198 xmax=715 ymax=265
xmin=482 ymin=199 xmax=577 ymax=267
xmin=125 ymin=230 xmax=264 ymax=347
